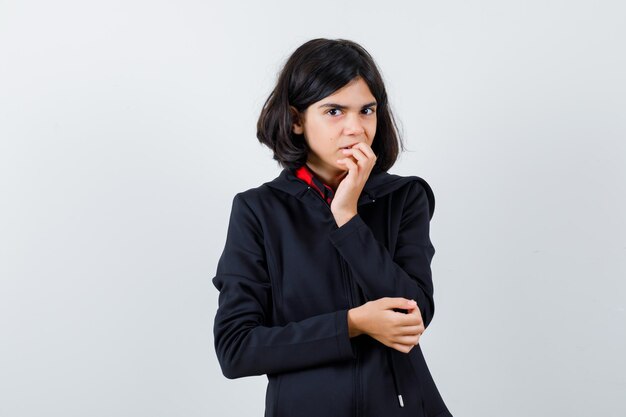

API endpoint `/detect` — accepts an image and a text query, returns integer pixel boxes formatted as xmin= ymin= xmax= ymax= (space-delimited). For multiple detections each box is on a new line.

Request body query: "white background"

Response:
xmin=1 ymin=1 xmax=625 ymax=416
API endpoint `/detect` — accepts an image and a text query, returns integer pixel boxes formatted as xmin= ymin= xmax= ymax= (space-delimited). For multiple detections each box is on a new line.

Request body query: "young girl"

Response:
xmin=212 ymin=38 xmax=453 ymax=417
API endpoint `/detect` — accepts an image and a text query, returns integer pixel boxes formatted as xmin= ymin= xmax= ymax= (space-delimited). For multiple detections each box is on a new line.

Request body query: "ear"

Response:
xmin=290 ymin=106 xmax=304 ymax=135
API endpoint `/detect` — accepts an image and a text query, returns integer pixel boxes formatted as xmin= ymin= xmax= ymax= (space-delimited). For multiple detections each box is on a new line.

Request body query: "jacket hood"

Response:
xmin=263 ymin=166 xmax=435 ymax=220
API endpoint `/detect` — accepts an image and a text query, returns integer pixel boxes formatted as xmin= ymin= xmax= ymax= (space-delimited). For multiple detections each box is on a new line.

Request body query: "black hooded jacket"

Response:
xmin=211 ymin=166 xmax=454 ymax=417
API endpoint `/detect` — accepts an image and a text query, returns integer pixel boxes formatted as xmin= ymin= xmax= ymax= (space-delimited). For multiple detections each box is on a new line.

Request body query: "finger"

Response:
xmin=341 ymin=147 xmax=368 ymax=163
xmin=397 ymin=315 xmax=423 ymax=328
xmin=383 ymin=297 xmax=418 ymax=310
xmin=390 ymin=342 xmax=414 ymax=354
xmin=408 ymin=305 xmax=423 ymax=321
xmin=406 ymin=301 xmax=422 ymax=313
xmin=393 ymin=308 xmax=423 ymax=324
xmin=393 ymin=334 xmax=421 ymax=346
xmin=404 ymin=308 xmax=424 ymax=321
xmin=336 ymin=157 xmax=354 ymax=167
xmin=346 ymin=146 xmax=375 ymax=166
xmin=340 ymin=155 xmax=358 ymax=172
xmin=396 ymin=325 xmax=423 ymax=335
xmin=351 ymin=142 xmax=377 ymax=160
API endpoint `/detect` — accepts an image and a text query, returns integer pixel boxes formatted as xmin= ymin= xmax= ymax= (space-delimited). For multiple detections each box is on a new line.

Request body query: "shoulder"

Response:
xmin=226 ymin=173 xmax=277 ymax=205
xmin=394 ymin=174 xmax=435 ymax=221
xmin=226 ymin=187 xmax=267 ymax=220
xmin=412 ymin=176 xmax=435 ymax=220
xmin=226 ymin=180 xmax=280 ymax=226
xmin=380 ymin=172 xmax=435 ymax=219
xmin=233 ymin=186 xmax=265 ymax=203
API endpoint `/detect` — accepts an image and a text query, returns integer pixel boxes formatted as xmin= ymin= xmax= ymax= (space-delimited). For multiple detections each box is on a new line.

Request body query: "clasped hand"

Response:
xmin=348 ymin=297 xmax=425 ymax=354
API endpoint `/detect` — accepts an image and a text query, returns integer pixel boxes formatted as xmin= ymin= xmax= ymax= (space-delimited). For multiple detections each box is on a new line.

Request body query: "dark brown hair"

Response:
xmin=256 ymin=38 xmax=405 ymax=172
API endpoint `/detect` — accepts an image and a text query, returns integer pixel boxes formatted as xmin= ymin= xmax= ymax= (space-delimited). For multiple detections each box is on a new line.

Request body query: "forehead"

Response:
xmin=325 ymin=77 xmax=374 ymax=99
xmin=316 ymin=77 xmax=377 ymax=108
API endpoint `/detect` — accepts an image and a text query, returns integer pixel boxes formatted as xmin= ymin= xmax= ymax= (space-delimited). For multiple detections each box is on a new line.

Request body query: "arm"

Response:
xmin=328 ymin=180 xmax=437 ymax=329
xmin=211 ymin=194 xmax=355 ymax=379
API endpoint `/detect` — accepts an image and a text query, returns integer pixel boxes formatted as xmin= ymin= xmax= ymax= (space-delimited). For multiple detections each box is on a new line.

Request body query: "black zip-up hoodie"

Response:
xmin=211 ymin=165 xmax=454 ymax=417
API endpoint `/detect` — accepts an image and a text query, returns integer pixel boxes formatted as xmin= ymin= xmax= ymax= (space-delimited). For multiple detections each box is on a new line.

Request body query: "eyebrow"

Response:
xmin=317 ymin=101 xmax=377 ymax=110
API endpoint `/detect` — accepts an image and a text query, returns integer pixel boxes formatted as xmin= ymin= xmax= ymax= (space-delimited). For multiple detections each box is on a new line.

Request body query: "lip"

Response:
xmin=339 ymin=142 xmax=359 ymax=150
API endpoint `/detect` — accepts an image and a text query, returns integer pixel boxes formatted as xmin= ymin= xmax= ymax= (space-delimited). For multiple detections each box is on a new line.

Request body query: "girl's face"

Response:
xmin=291 ymin=76 xmax=377 ymax=178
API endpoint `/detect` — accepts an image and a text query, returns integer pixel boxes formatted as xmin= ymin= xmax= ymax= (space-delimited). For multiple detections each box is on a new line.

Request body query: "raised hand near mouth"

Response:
xmin=331 ymin=142 xmax=378 ymax=227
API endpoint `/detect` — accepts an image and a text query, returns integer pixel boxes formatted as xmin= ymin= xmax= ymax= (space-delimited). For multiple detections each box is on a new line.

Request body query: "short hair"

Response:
xmin=256 ymin=38 xmax=405 ymax=173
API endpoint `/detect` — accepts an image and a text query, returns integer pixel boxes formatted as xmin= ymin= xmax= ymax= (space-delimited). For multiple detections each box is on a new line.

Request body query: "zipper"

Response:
xmin=339 ymin=256 xmax=360 ymax=417
xmin=305 ymin=186 xmax=363 ymax=417
xmin=343 ymin=258 xmax=361 ymax=417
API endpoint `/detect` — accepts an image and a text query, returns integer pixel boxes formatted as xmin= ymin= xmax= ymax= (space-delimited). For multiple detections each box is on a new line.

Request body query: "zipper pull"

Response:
xmin=398 ymin=394 xmax=404 ymax=407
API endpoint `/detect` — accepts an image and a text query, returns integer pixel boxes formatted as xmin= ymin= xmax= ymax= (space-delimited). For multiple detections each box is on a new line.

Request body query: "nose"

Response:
xmin=343 ymin=112 xmax=365 ymax=135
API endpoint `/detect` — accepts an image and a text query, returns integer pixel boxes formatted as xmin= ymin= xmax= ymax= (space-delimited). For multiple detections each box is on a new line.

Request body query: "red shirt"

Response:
xmin=293 ymin=164 xmax=335 ymax=206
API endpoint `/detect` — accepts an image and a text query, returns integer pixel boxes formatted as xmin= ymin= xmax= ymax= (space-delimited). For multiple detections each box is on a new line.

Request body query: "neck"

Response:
xmin=304 ymin=159 xmax=348 ymax=191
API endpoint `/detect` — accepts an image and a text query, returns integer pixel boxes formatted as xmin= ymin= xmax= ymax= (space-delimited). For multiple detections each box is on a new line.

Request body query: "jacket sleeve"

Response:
xmin=328 ymin=179 xmax=437 ymax=329
xmin=211 ymin=193 xmax=356 ymax=379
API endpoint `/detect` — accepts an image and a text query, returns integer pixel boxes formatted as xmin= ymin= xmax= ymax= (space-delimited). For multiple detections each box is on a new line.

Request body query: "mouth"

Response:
xmin=339 ymin=142 xmax=359 ymax=150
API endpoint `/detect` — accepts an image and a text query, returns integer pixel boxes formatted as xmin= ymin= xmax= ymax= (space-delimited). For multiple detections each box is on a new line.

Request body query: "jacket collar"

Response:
xmin=263 ymin=165 xmax=427 ymax=209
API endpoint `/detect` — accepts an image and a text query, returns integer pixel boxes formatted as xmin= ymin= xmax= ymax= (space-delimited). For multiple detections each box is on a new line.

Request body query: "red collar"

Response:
xmin=293 ymin=164 xmax=335 ymax=205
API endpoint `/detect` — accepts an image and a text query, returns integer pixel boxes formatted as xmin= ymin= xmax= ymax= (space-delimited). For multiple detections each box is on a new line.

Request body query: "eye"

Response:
xmin=363 ymin=108 xmax=376 ymax=115
xmin=327 ymin=108 xmax=342 ymax=116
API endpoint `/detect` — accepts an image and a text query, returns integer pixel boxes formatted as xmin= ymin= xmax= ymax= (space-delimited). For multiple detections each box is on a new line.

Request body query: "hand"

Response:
xmin=331 ymin=142 xmax=377 ymax=227
xmin=347 ymin=297 xmax=425 ymax=353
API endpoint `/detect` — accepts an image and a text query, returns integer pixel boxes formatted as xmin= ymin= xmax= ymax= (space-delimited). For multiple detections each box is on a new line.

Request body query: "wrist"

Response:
xmin=334 ymin=211 xmax=357 ymax=228
xmin=347 ymin=307 xmax=363 ymax=338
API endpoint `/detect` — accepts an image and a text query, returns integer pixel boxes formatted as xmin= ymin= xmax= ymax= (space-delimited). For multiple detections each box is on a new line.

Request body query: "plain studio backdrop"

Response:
xmin=1 ymin=1 xmax=624 ymax=416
